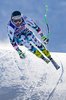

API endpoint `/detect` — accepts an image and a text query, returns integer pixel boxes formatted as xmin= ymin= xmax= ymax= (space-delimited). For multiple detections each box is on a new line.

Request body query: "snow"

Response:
xmin=0 ymin=48 xmax=66 ymax=100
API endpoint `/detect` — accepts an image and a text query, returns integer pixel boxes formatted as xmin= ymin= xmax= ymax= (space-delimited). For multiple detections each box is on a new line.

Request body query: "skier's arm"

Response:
xmin=24 ymin=16 xmax=46 ymax=38
xmin=24 ymin=16 xmax=49 ymax=45
xmin=24 ymin=16 xmax=41 ymax=33
xmin=8 ymin=26 xmax=23 ymax=55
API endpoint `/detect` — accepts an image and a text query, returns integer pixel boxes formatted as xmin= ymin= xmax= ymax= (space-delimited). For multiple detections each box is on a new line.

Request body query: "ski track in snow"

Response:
xmin=47 ymin=61 xmax=64 ymax=100
xmin=0 ymin=49 xmax=65 ymax=100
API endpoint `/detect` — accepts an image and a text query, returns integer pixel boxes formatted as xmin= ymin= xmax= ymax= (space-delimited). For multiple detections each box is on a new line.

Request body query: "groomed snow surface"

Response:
xmin=0 ymin=48 xmax=66 ymax=100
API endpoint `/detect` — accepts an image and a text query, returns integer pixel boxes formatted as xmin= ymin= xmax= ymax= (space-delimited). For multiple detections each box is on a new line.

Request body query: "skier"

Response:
xmin=7 ymin=11 xmax=60 ymax=70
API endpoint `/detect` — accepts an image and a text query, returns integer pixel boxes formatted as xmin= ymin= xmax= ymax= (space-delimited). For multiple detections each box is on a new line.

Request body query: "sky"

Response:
xmin=0 ymin=0 xmax=66 ymax=52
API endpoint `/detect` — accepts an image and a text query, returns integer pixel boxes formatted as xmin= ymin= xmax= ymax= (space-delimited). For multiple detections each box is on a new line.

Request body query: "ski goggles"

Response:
xmin=12 ymin=15 xmax=22 ymax=24
xmin=13 ymin=18 xmax=22 ymax=24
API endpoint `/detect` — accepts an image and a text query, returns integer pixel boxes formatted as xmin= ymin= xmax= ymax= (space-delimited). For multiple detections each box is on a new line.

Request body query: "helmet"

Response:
xmin=11 ymin=11 xmax=23 ymax=20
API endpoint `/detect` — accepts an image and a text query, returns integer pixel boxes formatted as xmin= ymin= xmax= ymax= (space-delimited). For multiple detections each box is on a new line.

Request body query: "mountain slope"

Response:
xmin=0 ymin=48 xmax=66 ymax=100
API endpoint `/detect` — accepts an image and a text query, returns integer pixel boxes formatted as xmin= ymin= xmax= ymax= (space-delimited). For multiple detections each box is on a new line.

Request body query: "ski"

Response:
xmin=50 ymin=58 xmax=60 ymax=70
xmin=47 ymin=61 xmax=64 ymax=100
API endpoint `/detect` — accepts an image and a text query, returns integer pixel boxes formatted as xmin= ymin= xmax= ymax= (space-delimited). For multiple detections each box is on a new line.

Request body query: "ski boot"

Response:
xmin=41 ymin=55 xmax=50 ymax=64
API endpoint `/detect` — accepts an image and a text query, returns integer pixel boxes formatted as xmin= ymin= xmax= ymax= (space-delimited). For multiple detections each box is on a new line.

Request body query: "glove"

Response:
xmin=18 ymin=50 xmax=25 ymax=59
xmin=41 ymin=36 xmax=49 ymax=45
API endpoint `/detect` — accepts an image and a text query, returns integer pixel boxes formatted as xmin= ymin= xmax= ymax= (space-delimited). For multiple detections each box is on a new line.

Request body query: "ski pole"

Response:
xmin=44 ymin=5 xmax=50 ymax=39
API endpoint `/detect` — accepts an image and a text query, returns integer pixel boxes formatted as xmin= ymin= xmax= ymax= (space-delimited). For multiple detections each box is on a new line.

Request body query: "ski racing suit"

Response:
xmin=7 ymin=15 xmax=51 ymax=60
